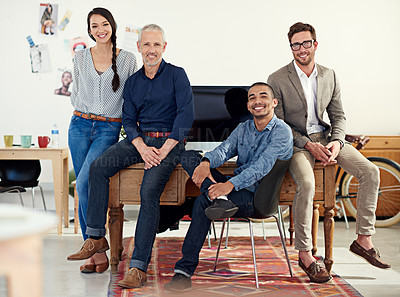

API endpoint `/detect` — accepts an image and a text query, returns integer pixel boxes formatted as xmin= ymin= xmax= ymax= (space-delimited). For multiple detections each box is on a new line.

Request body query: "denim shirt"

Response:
xmin=204 ymin=114 xmax=293 ymax=193
xmin=122 ymin=59 xmax=194 ymax=142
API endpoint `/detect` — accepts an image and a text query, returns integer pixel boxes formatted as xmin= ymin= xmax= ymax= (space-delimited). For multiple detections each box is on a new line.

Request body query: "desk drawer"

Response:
xmin=119 ymin=168 xmax=179 ymax=204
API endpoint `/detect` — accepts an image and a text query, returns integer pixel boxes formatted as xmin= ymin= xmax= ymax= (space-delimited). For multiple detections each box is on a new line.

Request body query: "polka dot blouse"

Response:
xmin=71 ymin=48 xmax=137 ymax=118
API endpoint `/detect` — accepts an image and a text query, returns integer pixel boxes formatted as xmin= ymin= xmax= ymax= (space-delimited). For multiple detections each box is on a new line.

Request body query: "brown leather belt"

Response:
xmin=144 ymin=132 xmax=171 ymax=138
xmin=73 ymin=111 xmax=122 ymax=123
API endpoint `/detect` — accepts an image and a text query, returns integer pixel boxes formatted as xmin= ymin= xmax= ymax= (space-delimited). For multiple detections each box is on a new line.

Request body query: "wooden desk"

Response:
xmin=0 ymin=147 xmax=69 ymax=235
xmin=108 ymin=162 xmax=336 ymax=272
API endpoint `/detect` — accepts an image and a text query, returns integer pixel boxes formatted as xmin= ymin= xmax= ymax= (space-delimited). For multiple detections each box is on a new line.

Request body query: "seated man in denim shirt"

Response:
xmin=67 ymin=24 xmax=194 ymax=289
xmin=164 ymin=82 xmax=293 ymax=292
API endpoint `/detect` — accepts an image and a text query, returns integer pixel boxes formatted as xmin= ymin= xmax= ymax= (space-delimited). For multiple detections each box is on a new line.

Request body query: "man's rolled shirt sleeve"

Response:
xmin=203 ymin=127 xmax=240 ymax=168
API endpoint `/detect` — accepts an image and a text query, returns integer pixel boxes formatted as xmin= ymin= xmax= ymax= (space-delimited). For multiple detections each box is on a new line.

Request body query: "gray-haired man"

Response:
xmin=67 ymin=24 xmax=194 ymax=289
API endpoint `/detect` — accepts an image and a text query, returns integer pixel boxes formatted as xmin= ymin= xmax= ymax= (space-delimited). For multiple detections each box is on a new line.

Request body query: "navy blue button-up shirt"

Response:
xmin=122 ymin=59 xmax=194 ymax=142
xmin=204 ymin=114 xmax=293 ymax=193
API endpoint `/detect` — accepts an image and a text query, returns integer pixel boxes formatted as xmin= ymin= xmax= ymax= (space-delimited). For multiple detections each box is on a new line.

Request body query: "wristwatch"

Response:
xmin=335 ymin=139 xmax=344 ymax=149
xmin=201 ymin=157 xmax=210 ymax=163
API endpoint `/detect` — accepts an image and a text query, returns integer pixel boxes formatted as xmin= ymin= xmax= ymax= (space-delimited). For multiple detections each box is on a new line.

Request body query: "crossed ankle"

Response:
xmin=174 ymin=269 xmax=191 ymax=278
xmin=215 ymin=195 xmax=228 ymax=200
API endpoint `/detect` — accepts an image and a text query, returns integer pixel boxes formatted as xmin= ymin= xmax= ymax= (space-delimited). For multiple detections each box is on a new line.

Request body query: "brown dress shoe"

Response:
xmin=94 ymin=255 xmax=109 ymax=273
xmin=117 ymin=268 xmax=147 ymax=289
xmin=67 ymin=237 xmax=109 ymax=261
xmin=80 ymin=257 xmax=95 ymax=273
xmin=350 ymin=240 xmax=391 ymax=269
xmin=299 ymin=259 xmax=332 ymax=283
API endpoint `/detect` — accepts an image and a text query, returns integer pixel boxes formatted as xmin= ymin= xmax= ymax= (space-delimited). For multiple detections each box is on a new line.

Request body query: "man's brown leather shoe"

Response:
xmin=299 ymin=259 xmax=332 ymax=283
xmin=67 ymin=237 xmax=109 ymax=261
xmin=94 ymin=255 xmax=109 ymax=273
xmin=80 ymin=258 xmax=95 ymax=273
xmin=350 ymin=240 xmax=391 ymax=269
xmin=117 ymin=268 xmax=147 ymax=289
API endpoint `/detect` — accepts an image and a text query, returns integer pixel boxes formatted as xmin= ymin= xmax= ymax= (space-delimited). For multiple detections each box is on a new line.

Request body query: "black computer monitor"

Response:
xmin=187 ymin=86 xmax=251 ymax=143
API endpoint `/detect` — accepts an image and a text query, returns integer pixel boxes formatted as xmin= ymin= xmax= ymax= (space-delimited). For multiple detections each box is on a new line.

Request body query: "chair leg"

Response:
xmin=31 ymin=187 xmax=35 ymax=209
xmin=274 ymin=215 xmax=293 ymax=277
xmin=4 ymin=189 xmax=24 ymax=206
xmin=38 ymin=185 xmax=47 ymax=211
xmin=278 ymin=206 xmax=287 ymax=240
xmin=340 ymin=199 xmax=349 ymax=230
xmin=207 ymin=227 xmax=211 ymax=248
xmin=207 ymin=220 xmax=217 ymax=249
xmin=212 ymin=220 xmax=217 ymax=240
xmin=248 ymin=220 xmax=259 ymax=289
xmin=225 ymin=218 xmax=230 ymax=249
xmin=18 ymin=190 xmax=24 ymax=207
xmin=213 ymin=219 xmax=226 ymax=272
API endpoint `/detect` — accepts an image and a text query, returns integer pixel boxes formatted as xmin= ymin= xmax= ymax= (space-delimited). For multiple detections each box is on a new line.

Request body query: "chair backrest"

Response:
xmin=252 ymin=159 xmax=290 ymax=219
xmin=0 ymin=160 xmax=41 ymax=183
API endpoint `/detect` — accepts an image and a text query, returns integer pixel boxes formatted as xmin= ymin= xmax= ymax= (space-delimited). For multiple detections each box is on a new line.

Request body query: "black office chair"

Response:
xmin=213 ymin=159 xmax=293 ymax=288
xmin=0 ymin=186 xmax=26 ymax=206
xmin=0 ymin=160 xmax=47 ymax=210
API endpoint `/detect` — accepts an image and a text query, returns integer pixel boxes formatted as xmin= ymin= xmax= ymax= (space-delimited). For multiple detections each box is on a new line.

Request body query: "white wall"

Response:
xmin=1 ymin=0 xmax=399 ymax=182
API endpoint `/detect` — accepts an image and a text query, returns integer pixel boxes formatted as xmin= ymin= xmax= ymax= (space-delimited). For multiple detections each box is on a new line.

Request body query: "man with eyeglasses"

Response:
xmin=267 ymin=22 xmax=390 ymax=283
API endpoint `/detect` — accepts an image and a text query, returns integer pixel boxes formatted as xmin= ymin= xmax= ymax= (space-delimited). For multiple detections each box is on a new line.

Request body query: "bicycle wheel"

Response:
xmin=340 ymin=157 xmax=400 ymax=227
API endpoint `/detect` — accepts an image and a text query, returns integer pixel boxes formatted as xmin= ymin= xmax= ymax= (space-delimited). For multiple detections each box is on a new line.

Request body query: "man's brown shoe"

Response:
xmin=94 ymin=255 xmax=109 ymax=273
xmin=299 ymin=259 xmax=332 ymax=283
xmin=67 ymin=237 xmax=109 ymax=261
xmin=350 ymin=240 xmax=391 ymax=269
xmin=80 ymin=257 xmax=95 ymax=273
xmin=117 ymin=268 xmax=147 ymax=289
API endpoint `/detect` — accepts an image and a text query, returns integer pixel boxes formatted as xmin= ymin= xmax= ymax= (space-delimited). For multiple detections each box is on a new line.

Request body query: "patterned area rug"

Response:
xmin=108 ymin=236 xmax=362 ymax=297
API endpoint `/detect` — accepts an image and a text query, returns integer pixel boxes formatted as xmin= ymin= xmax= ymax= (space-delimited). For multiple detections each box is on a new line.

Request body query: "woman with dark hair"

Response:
xmin=68 ymin=7 xmax=137 ymax=273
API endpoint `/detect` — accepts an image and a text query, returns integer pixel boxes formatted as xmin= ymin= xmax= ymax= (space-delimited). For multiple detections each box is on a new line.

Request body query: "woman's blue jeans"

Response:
xmin=68 ymin=115 xmax=121 ymax=240
xmin=174 ymin=150 xmax=255 ymax=277
xmin=85 ymin=137 xmax=185 ymax=272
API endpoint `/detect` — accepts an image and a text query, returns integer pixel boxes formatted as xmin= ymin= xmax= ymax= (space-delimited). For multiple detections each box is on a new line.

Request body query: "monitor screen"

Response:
xmin=186 ymin=86 xmax=251 ymax=143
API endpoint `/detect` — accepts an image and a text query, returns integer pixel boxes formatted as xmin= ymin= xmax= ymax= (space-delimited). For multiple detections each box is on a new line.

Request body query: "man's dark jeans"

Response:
xmin=174 ymin=150 xmax=255 ymax=277
xmin=86 ymin=136 xmax=184 ymax=272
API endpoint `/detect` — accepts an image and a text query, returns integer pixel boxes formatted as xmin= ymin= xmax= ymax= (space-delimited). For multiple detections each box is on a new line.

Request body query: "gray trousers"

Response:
xmin=290 ymin=133 xmax=380 ymax=251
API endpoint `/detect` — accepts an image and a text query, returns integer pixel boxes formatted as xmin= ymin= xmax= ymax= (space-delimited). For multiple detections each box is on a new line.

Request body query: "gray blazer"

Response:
xmin=267 ymin=61 xmax=346 ymax=151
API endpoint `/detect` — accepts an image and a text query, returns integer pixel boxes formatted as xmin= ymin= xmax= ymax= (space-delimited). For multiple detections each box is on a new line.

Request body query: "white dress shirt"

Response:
xmin=293 ymin=61 xmax=325 ymax=135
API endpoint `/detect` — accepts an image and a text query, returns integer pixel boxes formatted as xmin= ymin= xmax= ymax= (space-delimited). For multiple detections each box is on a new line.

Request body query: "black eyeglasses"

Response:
xmin=290 ymin=40 xmax=314 ymax=51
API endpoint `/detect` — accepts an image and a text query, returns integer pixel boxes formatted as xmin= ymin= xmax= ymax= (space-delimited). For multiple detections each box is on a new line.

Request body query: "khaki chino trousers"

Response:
xmin=290 ymin=133 xmax=380 ymax=251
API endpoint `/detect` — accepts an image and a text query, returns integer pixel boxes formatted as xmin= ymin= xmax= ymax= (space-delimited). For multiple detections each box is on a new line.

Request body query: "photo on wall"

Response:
xmin=39 ymin=3 xmax=58 ymax=35
xmin=69 ymin=36 xmax=89 ymax=58
xmin=58 ymin=9 xmax=72 ymax=31
xmin=123 ymin=26 xmax=140 ymax=66
xmin=30 ymin=43 xmax=52 ymax=73
xmin=123 ymin=25 xmax=140 ymax=53
xmin=54 ymin=69 xmax=73 ymax=97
